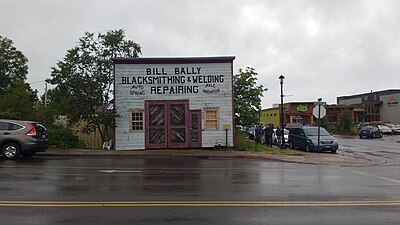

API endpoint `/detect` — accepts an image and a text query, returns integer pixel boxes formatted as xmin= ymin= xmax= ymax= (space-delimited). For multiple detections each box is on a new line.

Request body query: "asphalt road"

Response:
xmin=337 ymin=134 xmax=400 ymax=165
xmin=1 ymin=155 xmax=400 ymax=225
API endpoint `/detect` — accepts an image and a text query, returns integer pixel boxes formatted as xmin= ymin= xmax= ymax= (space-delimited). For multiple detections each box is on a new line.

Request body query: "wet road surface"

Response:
xmin=1 ymin=156 xmax=400 ymax=224
xmin=337 ymin=135 xmax=400 ymax=165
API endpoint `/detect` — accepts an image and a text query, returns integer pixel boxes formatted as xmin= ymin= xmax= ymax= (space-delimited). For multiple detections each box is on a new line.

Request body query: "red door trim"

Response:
xmin=145 ymin=100 xmax=190 ymax=149
xmin=145 ymin=101 xmax=167 ymax=149
xmin=167 ymin=100 xmax=190 ymax=149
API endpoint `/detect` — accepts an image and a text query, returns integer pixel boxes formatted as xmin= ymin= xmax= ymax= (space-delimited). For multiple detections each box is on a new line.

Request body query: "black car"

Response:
xmin=359 ymin=126 xmax=382 ymax=139
xmin=0 ymin=119 xmax=48 ymax=159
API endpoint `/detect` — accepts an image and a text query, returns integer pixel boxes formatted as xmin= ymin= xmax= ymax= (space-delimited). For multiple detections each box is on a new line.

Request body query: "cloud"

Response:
xmin=1 ymin=0 xmax=399 ymax=107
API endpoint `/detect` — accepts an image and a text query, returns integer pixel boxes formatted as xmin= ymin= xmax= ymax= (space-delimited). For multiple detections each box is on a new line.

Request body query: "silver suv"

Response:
xmin=0 ymin=119 xmax=48 ymax=159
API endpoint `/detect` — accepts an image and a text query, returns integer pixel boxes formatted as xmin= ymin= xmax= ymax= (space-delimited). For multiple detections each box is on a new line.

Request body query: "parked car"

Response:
xmin=385 ymin=124 xmax=400 ymax=134
xmin=288 ymin=125 xmax=338 ymax=153
xmin=391 ymin=124 xmax=400 ymax=134
xmin=359 ymin=126 xmax=382 ymax=139
xmin=0 ymin=119 xmax=48 ymax=159
xmin=247 ymin=126 xmax=256 ymax=140
xmin=378 ymin=125 xmax=393 ymax=135
xmin=272 ymin=128 xmax=289 ymax=146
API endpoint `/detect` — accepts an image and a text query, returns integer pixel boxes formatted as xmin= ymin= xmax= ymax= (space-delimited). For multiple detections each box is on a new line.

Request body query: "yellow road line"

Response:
xmin=1 ymin=201 xmax=400 ymax=207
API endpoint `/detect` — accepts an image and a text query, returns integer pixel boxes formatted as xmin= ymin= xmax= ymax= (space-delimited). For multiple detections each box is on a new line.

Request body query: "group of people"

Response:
xmin=255 ymin=124 xmax=283 ymax=147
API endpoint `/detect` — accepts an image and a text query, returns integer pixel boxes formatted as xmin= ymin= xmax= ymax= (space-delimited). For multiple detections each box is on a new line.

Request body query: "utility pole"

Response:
xmin=44 ymin=81 xmax=48 ymax=107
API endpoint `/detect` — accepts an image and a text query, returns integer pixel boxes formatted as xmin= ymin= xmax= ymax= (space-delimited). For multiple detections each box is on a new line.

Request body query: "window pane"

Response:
xmin=170 ymin=128 xmax=186 ymax=143
xmin=131 ymin=111 xmax=144 ymax=131
xmin=191 ymin=114 xmax=198 ymax=129
xmin=206 ymin=120 xmax=217 ymax=129
xmin=150 ymin=105 xmax=164 ymax=126
xmin=170 ymin=104 xmax=185 ymax=125
xmin=149 ymin=129 xmax=165 ymax=144
xmin=0 ymin=122 xmax=9 ymax=130
xmin=205 ymin=109 xmax=218 ymax=129
xmin=191 ymin=131 xmax=198 ymax=142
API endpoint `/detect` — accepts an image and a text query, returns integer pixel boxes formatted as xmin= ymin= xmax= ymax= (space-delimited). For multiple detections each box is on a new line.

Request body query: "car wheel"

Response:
xmin=372 ymin=133 xmax=376 ymax=138
xmin=331 ymin=150 xmax=337 ymax=154
xmin=305 ymin=143 xmax=310 ymax=152
xmin=2 ymin=143 xmax=20 ymax=160
xmin=359 ymin=135 xmax=363 ymax=139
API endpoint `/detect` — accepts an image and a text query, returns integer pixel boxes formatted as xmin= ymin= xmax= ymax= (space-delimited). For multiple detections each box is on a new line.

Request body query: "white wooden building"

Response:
xmin=113 ymin=56 xmax=235 ymax=150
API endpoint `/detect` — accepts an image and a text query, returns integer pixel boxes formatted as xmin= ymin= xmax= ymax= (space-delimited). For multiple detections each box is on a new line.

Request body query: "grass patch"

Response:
xmin=234 ymin=131 xmax=302 ymax=155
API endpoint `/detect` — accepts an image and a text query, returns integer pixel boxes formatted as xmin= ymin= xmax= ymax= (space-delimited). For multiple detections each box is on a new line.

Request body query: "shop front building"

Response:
xmin=113 ymin=57 xmax=235 ymax=150
xmin=261 ymin=102 xmax=315 ymax=127
xmin=337 ymin=89 xmax=400 ymax=124
xmin=261 ymin=102 xmax=364 ymax=129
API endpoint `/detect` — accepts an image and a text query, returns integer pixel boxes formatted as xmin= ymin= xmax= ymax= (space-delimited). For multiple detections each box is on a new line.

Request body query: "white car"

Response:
xmin=378 ymin=125 xmax=393 ymax=135
xmin=392 ymin=124 xmax=400 ymax=134
xmin=385 ymin=124 xmax=400 ymax=134
xmin=272 ymin=128 xmax=289 ymax=146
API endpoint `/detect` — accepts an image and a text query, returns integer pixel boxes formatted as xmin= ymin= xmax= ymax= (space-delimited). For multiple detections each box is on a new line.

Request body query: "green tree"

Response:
xmin=49 ymin=29 xmax=141 ymax=144
xmin=339 ymin=109 xmax=353 ymax=133
xmin=0 ymin=36 xmax=28 ymax=94
xmin=320 ymin=116 xmax=329 ymax=130
xmin=0 ymin=80 xmax=38 ymax=120
xmin=234 ymin=67 xmax=267 ymax=129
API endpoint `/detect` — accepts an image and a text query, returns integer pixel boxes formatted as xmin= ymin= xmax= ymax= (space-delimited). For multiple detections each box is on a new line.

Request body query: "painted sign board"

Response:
xmin=297 ymin=105 xmax=308 ymax=113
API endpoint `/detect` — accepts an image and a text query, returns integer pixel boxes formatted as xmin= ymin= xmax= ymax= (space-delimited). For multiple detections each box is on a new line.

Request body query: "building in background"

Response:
xmin=113 ymin=56 xmax=235 ymax=150
xmin=260 ymin=107 xmax=280 ymax=127
xmin=261 ymin=102 xmax=315 ymax=127
xmin=261 ymin=102 xmax=365 ymax=129
xmin=337 ymin=89 xmax=400 ymax=124
xmin=325 ymin=105 xmax=365 ymax=129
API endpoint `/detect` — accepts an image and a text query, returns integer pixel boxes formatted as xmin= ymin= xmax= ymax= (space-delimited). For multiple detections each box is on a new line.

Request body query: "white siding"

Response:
xmin=114 ymin=60 xmax=234 ymax=150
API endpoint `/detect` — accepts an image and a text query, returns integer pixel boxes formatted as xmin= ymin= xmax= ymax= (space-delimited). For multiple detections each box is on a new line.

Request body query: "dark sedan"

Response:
xmin=359 ymin=126 xmax=382 ymax=139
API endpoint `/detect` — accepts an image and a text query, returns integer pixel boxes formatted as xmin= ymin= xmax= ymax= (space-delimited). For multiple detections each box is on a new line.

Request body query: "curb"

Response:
xmin=36 ymin=149 xmax=378 ymax=166
xmin=37 ymin=150 xmax=306 ymax=164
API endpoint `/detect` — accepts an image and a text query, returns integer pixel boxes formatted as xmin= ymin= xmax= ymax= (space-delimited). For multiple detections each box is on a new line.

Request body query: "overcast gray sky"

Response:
xmin=1 ymin=0 xmax=399 ymax=108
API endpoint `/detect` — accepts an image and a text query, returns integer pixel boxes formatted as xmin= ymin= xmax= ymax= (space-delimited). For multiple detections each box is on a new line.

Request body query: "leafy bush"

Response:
xmin=234 ymin=130 xmax=251 ymax=151
xmin=329 ymin=126 xmax=359 ymax=136
xmin=339 ymin=109 xmax=353 ymax=133
xmin=47 ymin=125 xmax=84 ymax=149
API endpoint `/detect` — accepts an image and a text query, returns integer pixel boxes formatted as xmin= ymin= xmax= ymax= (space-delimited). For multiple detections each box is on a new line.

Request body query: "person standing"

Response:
xmin=256 ymin=125 xmax=263 ymax=144
xmin=276 ymin=126 xmax=282 ymax=147
xmin=264 ymin=125 xmax=273 ymax=147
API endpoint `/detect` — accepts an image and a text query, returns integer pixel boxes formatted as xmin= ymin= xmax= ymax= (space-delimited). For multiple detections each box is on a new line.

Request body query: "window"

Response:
xmin=0 ymin=122 xmax=9 ymax=130
xmin=328 ymin=115 xmax=337 ymax=122
xmin=0 ymin=122 xmax=23 ymax=130
xmin=204 ymin=108 xmax=219 ymax=129
xmin=130 ymin=110 xmax=144 ymax=131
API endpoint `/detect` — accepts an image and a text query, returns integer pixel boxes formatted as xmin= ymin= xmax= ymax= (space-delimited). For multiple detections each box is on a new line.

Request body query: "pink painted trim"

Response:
xmin=231 ymin=61 xmax=235 ymax=147
xmin=145 ymin=100 xmax=191 ymax=149
xmin=112 ymin=56 xmax=235 ymax=65
xmin=113 ymin=64 xmax=117 ymax=150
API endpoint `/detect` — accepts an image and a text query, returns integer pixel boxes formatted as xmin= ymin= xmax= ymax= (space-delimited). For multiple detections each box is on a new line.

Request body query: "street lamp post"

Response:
xmin=317 ymin=98 xmax=322 ymax=153
xmin=279 ymin=75 xmax=286 ymax=149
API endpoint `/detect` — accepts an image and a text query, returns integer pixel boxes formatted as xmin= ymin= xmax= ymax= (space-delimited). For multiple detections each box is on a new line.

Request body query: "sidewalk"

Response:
xmin=38 ymin=148 xmax=378 ymax=166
